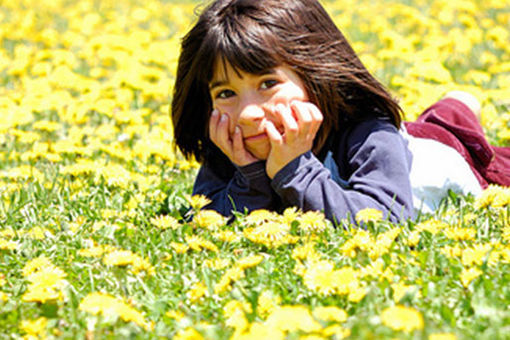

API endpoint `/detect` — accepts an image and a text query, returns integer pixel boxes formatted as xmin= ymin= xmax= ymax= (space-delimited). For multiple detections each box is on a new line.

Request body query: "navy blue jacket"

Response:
xmin=192 ymin=118 xmax=414 ymax=224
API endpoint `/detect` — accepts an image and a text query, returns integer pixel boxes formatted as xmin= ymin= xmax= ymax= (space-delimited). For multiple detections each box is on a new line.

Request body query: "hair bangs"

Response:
xmin=206 ymin=16 xmax=281 ymax=83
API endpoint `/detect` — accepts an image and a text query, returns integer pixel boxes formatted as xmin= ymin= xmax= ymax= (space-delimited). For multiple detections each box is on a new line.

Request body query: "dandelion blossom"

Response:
xmin=460 ymin=267 xmax=482 ymax=288
xmin=355 ymin=208 xmax=383 ymax=224
xmin=312 ymin=306 xmax=348 ymax=323
xmin=192 ymin=210 xmax=226 ymax=230
xmin=185 ymin=194 xmax=212 ymax=209
xmin=79 ymin=292 xmax=152 ymax=330
xmin=381 ymin=305 xmax=424 ymax=332
xmin=266 ymin=305 xmax=322 ymax=333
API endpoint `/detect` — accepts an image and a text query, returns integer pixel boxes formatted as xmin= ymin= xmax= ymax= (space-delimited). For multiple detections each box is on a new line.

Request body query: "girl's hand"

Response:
xmin=209 ymin=109 xmax=259 ymax=166
xmin=265 ymin=101 xmax=323 ymax=178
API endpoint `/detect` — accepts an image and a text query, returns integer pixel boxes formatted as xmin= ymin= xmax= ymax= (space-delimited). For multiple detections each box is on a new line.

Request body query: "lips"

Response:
xmin=243 ymin=126 xmax=284 ymax=141
xmin=244 ymin=132 xmax=268 ymax=142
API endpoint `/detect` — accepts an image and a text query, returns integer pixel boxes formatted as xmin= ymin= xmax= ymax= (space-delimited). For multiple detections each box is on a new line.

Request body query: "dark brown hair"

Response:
xmin=171 ymin=0 xmax=403 ymax=163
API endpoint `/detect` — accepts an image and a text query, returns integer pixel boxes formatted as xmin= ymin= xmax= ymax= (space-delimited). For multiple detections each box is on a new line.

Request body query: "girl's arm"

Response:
xmin=270 ymin=119 xmax=415 ymax=224
xmin=192 ymin=159 xmax=279 ymax=216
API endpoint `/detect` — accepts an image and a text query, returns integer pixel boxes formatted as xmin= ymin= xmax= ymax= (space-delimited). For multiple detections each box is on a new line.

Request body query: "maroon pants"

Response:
xmin=404 ymin=98 xmax=510 ymax=189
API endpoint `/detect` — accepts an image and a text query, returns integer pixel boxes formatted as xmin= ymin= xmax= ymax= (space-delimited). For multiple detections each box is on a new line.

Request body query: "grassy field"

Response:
xmin=0 ymin=0 xmax=509 ymax=339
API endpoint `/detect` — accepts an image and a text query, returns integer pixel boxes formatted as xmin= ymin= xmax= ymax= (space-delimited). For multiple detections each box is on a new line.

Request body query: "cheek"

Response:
xmin=214 ymin=103 xmax=238 ymax=133
xmin=275 ymin=84 xmax=308 ymax=104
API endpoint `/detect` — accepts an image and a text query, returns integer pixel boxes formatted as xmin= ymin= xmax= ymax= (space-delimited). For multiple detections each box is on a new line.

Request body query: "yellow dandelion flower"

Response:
xmin=78 ymin=245 xmax=105 ymax=258
xmin=475 ymin=185 xmax=510 ymax=209
xmin=347 ymin=285 xmax=367 ymax=303
xmin=503 ymin=226 xmax=510 ymax=241
xmin=0 ymin=292 xmax=7 ymax=302
xmin=187 ymin=281 xmax=208 ymax=303
xmin=170 ymin=242 xmax=189 ymax=254
xmin=185 ymin=194 xmax=212 ymax=209
xmin=165 ymin=310 xmax=185 ymax=321
xmin=299 ymin=336 xmax=327 ymax=340
xmin=322 ymin=324 xmax=351 ymax=339
xmin=298 ymin=211 xmax=328 ymax=233
xmin=225 ymin=307 xmax=249 ymax=333
xmin=103 ymin=250 xmax=136 ymax=266
xmin=192 ymin=210 xmax=226 ymax=230
xmin=203 ymin=258 xmax=231 ymax=270
xmin=20 ymin=317 xmax=47 ymax=337
xmin=440 ymin=245 xmax=463 ymax=258
xmin=185 ymin=235 xmax=219 ymax=253
xmin=0 ymin=238 xmax=17 ymax=250
xmin=444 ymin=227 xmax=476 ymax=241
xmin=245 ymin=209 xmax=278 ymax=225
xmin=266 ymin=305 xmax=322 ymax=333
xmin=407 ymin=230 xmax=420 ymax=247
xmin=355 ymin=208 xmax=383 ymax=224
xmin=303 ymin=260 xmax=339 ymax=296
xmin=236 ymin=254 xmax=264 ymax=270
xmin=22 ymin=266 xmax=67 ymax=303
xmin=224 ymin=300 xmax=253 ymax=318
xmin=415 ymin=219 xmax=448 ymax=234
xmin=232 ymin=322 xmax=285 ymax=340
xmin=150 ymin=215 xmax=180 ymax=230
xmin=0 ymin=229 xmax=15 ymax=239
xmin=463 ymin=213 xmax=477 ymax=224
xmin=244 ymin=222 xmax=291 ymax=248
xmin=429 ymin=333 xmax=457 ymax=340
xmin=352 ymin=229 xmax=373 ymax=252
xmin=381 ymin=305 xmax=424 ymax=332
xmin=257 ymin=291 xmax=281 ymax=318
xmin=173 ymin=327 xmax=204 ymax=340
xmin=335 ymin=267 xmax=359 ymax=295
xmin=22 ymin=256 xmax=53 ymax=277
xmin=214 ymin=267 xmax=245 ymax=295
xmin=25 ymin=226 xmax=52 ymax=240
xmin=131 ymin=256 xmax=155 ymax=276
xmin=460 ymin=267 xmax=482 ymax=288
xmin=292 ymin=242 xmax=320 ymax=262
xmin=79 ymin=292 xmax=152 ymax=331
xmin=312 ymin=306 xmax=348 ymax=323
xmin=461 ymin=244 xmax=491 ymax=267
xmin=212 ymin=230 xmax=240 ymax=243
xmin=391 ymin=282 xmax=419 ymax=302
xmin=279 ymin=207 xmax=300 ymax=225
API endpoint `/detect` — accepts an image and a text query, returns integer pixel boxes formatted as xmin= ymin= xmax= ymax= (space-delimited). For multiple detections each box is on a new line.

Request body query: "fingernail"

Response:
xmin=220 ymin=114 xmax=227 ymax=122
xmin=211 ymin=109 xmax=218 ymax=117
xmin=235 ymin=126 xmax=241 ymax=134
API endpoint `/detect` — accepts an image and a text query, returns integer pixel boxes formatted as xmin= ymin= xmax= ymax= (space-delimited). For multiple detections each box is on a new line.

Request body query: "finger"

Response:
xmin=291 ymin=101 xmax=313 ymax=136
xmin=209 ymin=109 xmax=220 ymax=142
xmin=302 ymin=102 xmax=323 ymax=137
xmin=216 ymin=113 xmax=233 ymax=154
xmin=275 ymin=103 xmax=298 ymax=142
xmin=232 ymin=126 xmax=246 ymax=158
xmin=265 ymin=120 xmax=283 ymax=146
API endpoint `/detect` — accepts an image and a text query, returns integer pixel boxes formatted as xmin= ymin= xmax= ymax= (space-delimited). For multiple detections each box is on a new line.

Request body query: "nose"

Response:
xmin=237 ymin=103 xmax=266 ymax=127
xmin=235 ymin=93 xmax=270 ymax=130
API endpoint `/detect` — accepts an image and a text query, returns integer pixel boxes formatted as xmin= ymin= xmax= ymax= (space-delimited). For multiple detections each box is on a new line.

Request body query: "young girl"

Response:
xmin=171 ymin=0 xmax=510 ymax=224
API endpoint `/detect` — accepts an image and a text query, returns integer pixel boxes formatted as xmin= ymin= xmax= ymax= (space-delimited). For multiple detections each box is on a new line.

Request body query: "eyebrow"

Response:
xmin=209 ymin=69 xmax=276 ymax=91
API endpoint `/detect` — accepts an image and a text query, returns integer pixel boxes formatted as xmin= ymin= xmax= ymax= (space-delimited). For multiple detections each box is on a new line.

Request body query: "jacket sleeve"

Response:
xmin=271 ymin=120 xmax=415 ymax=224
xmin=192 ymin=160 xmax=278 ymax=216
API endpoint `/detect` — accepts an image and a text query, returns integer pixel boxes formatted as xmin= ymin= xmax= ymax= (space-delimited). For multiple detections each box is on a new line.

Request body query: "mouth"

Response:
xmin=244 ymin=132 xmax=268 ymax=142
xmin=244 ymin=124 xmax=285 ymax=141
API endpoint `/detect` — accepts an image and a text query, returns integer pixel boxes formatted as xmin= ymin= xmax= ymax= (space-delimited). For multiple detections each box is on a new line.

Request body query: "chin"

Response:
xmin=245 ymin=140 xmax=270 ymax=161
xmin=247 ymin=147 xmax=269 ymax=161
xmin=252 ymin=150 xmax=269 ymax=161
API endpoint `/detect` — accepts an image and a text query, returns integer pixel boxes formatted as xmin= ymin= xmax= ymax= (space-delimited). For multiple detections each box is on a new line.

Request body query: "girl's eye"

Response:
xmin=216 ymin=89 xmax=235 ymax=99
xmin=260 ymin=79 xmax=278 ymax=90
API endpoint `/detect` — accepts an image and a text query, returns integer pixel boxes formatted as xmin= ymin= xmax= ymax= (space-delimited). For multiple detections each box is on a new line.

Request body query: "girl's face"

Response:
xmin=209 ymin=62 xmax=309 ymax=160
